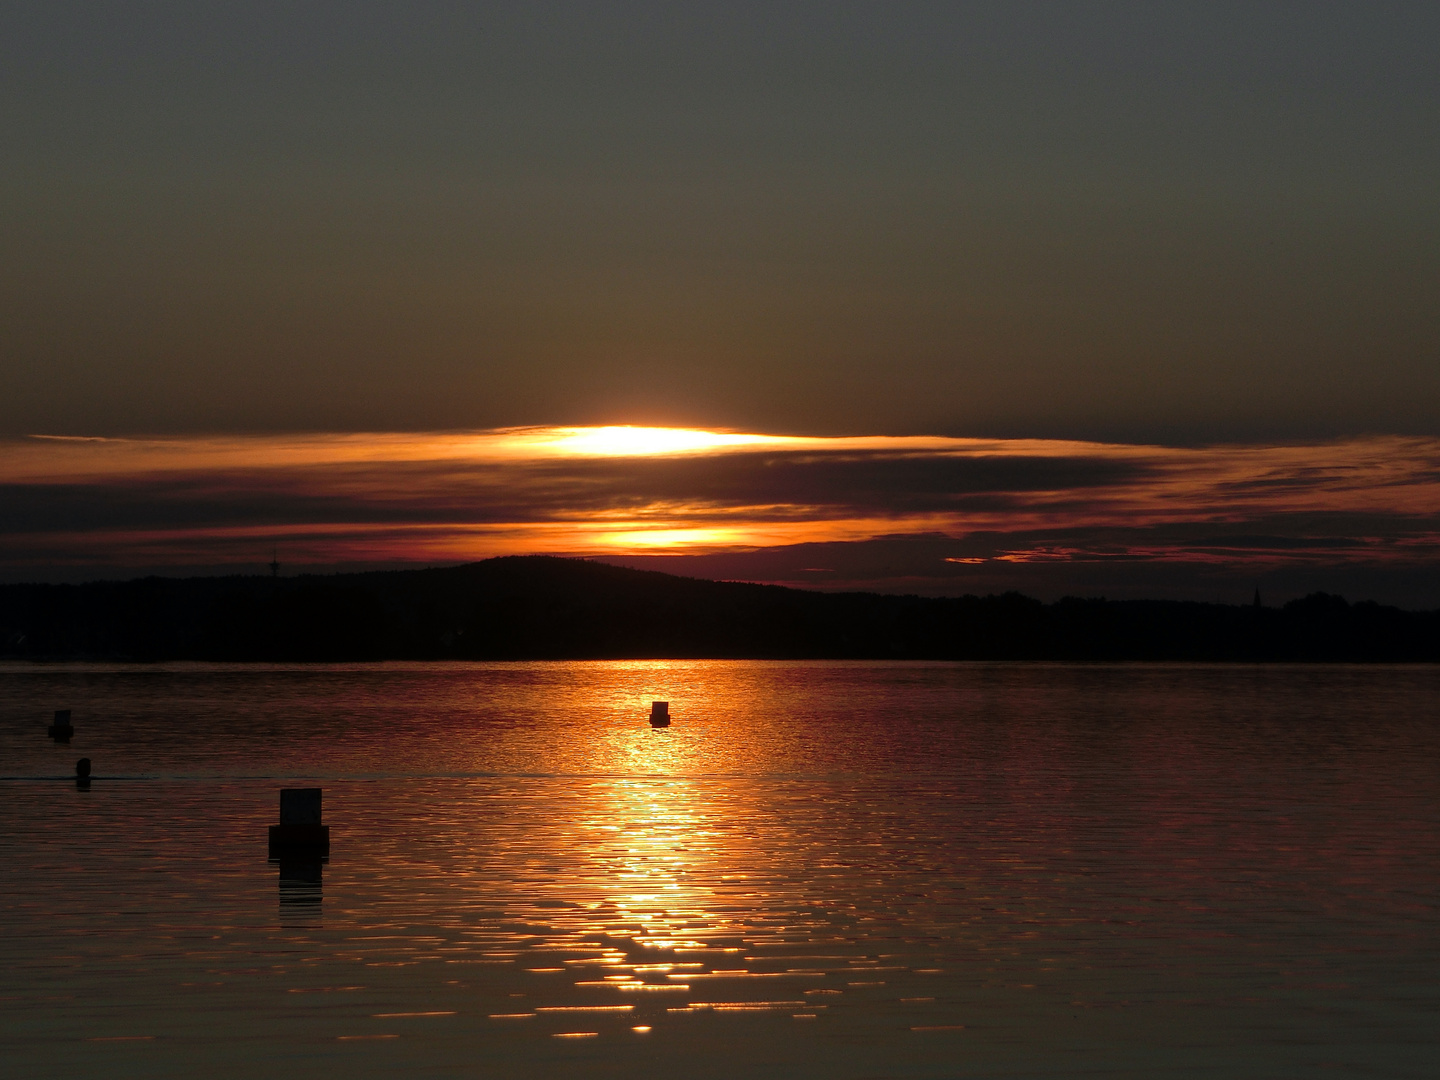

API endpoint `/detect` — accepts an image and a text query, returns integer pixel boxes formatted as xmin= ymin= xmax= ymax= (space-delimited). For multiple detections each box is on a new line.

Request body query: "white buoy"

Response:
xmin=649 ymin=701 xmax=670 ymax=727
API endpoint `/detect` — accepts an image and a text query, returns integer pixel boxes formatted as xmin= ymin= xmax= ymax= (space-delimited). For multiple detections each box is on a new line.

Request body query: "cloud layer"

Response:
xmin=4 ymin=427 xmax=1439 ymax=603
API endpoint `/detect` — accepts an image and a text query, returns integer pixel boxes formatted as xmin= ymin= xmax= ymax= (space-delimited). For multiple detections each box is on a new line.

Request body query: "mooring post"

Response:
xmin=48 ymin=710 xmax=74 ymax=742
xmin=268 ymin=788 xmax=330 ymax=854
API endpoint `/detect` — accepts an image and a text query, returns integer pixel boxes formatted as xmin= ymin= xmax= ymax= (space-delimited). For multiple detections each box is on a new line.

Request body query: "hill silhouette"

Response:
xmin=1 ymin=556 xmax=1436 ymax=662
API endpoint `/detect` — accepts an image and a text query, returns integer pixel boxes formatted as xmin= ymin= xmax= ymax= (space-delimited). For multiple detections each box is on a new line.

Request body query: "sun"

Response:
xmin=534 ymin=426 xmax=784 ymax=457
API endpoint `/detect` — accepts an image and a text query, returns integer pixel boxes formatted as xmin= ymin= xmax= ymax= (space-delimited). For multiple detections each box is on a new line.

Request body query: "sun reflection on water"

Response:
xmin=5 ymin=663 xmax=1439 ymax=1074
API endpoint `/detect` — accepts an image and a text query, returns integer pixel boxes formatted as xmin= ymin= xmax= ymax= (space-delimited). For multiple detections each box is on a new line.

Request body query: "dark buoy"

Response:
xmin=48 ymin=709 xmax=74 ymax=742
xmin=268 ymin=788 xmax=330 ymax=854
xmin=75 ymin=757 xmax=91 ymax=790
xmin=649 ymin=701 xmax=670 ymax=728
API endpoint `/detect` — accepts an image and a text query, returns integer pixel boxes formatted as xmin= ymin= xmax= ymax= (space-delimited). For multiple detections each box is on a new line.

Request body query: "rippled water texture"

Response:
xmin=2 ymin=661 xmax=1438 ymax=1078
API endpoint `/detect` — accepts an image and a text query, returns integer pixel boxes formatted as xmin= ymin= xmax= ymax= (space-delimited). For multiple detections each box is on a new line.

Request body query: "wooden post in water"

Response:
xmin=268 ymin=788 xmax=330 ymax=854
xmin=48 ymin=710 xmax=74 ymax=742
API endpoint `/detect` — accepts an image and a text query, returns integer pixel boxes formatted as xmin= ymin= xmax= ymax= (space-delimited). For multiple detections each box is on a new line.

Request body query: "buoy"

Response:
xmin=75 ymin=757 xmax=91 ymax=790
xmin=48 ymin=709 xmax=74 ymax=742
xmin=649 ymin=701 xmax=670 ymax=727
xmin=267 ymin=788 xmax=330 ymax=854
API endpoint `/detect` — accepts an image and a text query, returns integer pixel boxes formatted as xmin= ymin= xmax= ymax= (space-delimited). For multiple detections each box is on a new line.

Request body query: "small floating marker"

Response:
xmin=268 ymin=788 xmax=330 ymax=854
xmin=649 ymin=701 xmax=670 ymax=728
xmin=48 ymin=709 xmax=74 ymax=742
xmin=75 ymin=757 xmax=91 ymax=790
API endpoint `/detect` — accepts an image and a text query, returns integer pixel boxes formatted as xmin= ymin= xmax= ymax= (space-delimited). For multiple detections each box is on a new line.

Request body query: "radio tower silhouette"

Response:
xmin=269 ymin=548 xmax=280 ymax=578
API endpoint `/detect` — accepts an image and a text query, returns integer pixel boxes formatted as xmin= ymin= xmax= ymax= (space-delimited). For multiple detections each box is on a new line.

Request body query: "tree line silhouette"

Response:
xmin=2 ymin=556 xmax=1436 ymax=662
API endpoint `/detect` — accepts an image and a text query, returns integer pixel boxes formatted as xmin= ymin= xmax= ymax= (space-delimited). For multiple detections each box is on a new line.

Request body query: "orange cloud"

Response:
xmin=2 ymin=427 xmax=1439 ymax=578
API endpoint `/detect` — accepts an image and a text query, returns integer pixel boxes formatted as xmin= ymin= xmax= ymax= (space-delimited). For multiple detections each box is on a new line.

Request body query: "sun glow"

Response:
xmin=6 ymin=426 xmax=1440 ymax=574
xmin=525 ymin=426 xmax=786 ymax=458
xmin=593 ymin=526 xmax=757 ymax=550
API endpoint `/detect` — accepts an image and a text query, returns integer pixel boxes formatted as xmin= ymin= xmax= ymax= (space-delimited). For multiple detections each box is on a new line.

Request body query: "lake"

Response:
xmin=2 ymin=661 xmax=1438 ymax=1078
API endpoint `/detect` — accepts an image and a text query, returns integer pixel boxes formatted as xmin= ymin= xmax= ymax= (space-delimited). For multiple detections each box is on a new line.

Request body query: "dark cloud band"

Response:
xmin=2 ymin=429 xmax=1438 ymax=603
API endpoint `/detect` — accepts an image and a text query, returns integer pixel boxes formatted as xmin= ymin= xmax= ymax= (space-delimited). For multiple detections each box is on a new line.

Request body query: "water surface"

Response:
xmin=2 ymin=661 xmax=1437 ymax=1078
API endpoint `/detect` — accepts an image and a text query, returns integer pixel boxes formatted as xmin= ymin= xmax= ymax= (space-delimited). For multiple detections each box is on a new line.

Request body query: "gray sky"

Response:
xmin=5 ymin=1 xmax=1439 ymax=442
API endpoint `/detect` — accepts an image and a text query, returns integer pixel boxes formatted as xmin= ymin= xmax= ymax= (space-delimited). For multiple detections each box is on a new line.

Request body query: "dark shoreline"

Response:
xmin=3 ymin=555 xmax=1437 ymax=663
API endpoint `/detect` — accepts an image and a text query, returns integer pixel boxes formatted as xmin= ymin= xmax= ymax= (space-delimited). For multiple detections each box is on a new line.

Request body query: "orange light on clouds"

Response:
xmin=4 ymin=426 xmax=1440 ymax=572
xmin=6 ymin=426 xmax=1112 ymax=481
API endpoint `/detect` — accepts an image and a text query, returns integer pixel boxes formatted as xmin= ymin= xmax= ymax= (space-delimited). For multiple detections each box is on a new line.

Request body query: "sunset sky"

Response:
xmin=4 ymin=4 xmax=1438 ymax=603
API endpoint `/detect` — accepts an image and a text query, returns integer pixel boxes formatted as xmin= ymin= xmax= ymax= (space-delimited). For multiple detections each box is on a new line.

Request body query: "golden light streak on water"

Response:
xmin=1 ymin=662 xmax=1439 ymax=1076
